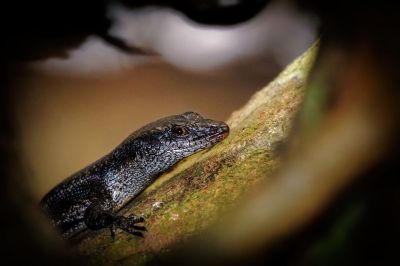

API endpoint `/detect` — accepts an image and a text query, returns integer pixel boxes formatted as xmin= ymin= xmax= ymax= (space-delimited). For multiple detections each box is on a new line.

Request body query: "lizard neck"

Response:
xmin=102 ymin=138 xmax=180 ymax=207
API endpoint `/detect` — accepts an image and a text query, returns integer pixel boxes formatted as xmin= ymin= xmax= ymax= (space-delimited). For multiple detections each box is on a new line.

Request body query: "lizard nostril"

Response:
xmin=213 ymin=123 xmax=229 ymax=133
xmin=208 ymin=123 xmax=229 ymax=138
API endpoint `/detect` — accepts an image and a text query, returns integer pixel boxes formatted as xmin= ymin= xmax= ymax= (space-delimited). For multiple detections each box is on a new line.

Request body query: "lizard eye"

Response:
xmin=172 ymin=126 xmax=189 ymax=136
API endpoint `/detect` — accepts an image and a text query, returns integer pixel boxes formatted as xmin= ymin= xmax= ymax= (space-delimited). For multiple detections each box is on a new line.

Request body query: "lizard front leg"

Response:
xmin=83 ymin=202 xmax=146 ymax=238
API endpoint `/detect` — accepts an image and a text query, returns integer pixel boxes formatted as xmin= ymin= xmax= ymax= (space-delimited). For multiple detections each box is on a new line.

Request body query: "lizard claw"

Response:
xmin=109 ymin=225 xmax=116 ymax=240
xmin=125 ymin=229 xmax=145 ymax=238
xmin=113 ymin=214 xmax=147 ymax=238
xmin=128 ymin=215 xmax=145 ymax=223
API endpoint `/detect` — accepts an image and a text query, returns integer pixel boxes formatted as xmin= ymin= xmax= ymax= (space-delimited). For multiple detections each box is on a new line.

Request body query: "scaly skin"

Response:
xmin=40 ymin=112 xmax=229 ymax=238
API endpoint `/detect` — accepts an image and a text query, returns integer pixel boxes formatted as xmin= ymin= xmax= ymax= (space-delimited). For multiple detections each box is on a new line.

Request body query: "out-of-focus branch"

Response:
xmin=204 ymin=44 xmax=398 ymax=257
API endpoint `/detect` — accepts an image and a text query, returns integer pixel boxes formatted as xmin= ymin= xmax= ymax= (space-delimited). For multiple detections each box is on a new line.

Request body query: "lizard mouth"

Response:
xmin=181 ymin=122 xmax=229 ymax=153
xmin=207 ymin=123 xmax=230 ymax=143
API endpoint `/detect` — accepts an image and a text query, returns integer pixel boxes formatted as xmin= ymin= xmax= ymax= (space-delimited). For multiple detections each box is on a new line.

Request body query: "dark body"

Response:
xmin=40 ymin=112 xmax=229 ymax=238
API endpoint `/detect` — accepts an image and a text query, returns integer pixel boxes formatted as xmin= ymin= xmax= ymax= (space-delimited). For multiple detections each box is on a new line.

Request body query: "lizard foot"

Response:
xmin=84 ymin=204 xmax=146 ymax=239
xmin=112 ymin=215 xmax=146 ymax=238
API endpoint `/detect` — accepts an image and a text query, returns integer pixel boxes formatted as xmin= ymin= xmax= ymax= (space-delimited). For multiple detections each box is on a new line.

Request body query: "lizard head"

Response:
xmin=124 ymin=112 xmax=229 ymax=171
xmin=160 ymin=111 xmax=229 ymax=157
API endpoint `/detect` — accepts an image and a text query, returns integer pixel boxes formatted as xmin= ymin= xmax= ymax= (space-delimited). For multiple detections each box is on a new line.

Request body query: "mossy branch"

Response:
xmin=75 ymin=44 xmax=317 ymax=265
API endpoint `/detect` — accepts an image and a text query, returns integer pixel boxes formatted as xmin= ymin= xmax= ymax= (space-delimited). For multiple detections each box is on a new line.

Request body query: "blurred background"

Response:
xmin=3 ymin=1 xmax=400 ymax=265
xmin=12 ymin=1 xmax=316 ymax=201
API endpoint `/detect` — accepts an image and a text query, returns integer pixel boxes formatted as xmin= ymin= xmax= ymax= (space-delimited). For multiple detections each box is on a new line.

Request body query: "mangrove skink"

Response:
xmin=40 ymin=112 xmax=229 ymax=238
